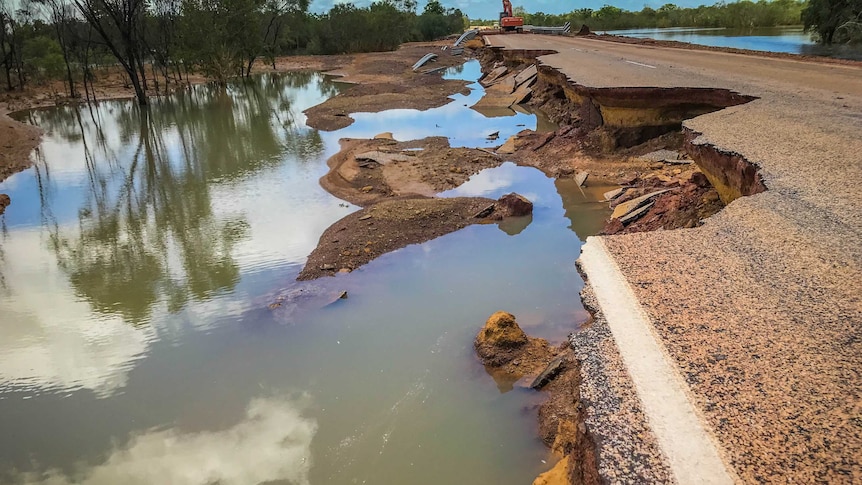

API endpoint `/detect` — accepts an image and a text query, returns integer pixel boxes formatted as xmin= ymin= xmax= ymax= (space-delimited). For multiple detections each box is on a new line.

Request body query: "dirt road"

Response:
xmin=487 ymin=34 xmax=862 ymax=482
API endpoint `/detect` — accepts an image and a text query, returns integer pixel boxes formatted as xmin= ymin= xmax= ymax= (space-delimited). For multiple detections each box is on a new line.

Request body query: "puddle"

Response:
xmin=0 ymin=63 xmax=608 ymax=484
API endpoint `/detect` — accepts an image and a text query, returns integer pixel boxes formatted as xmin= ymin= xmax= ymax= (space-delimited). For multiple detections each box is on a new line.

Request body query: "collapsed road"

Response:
xmin=485 ymin=34 xmax=862 ymax=482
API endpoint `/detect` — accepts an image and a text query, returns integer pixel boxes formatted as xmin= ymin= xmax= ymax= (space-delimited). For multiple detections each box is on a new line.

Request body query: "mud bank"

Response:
xmin=320 ymin=136 xmax=504 ymax=206
xmin=0 ymin=111 xmax=41 ymax=215
xmin=303 ymin=42 xmax=475 ymax=131
xmin=475 ymin=312 xmax=599 ymax=485
xmin=297 ymin=195 xmax=531 ymax=281
xmin=301 ymin=135 xmax=535 ymax=280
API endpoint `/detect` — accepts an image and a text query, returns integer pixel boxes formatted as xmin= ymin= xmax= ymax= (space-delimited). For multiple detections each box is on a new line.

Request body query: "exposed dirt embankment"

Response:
xmin=474 ymin=311 xmax=599 ymax=485
xmin=0 ymin=108 xmax=42 ymax=215
xmin=299 ymin=196 xmax=496 ymax=280
xmin=477 ymin=46 xmax=763 ymax=235
xmin=530 ymin=60 xmax=755 ymax=149
xmin=301 ymin=135 xmax=534 ymax=280
xmin=684 ymin=128 xmax=767 ymax=203
xmin=304 ymin=42 xmax=474 ymax=130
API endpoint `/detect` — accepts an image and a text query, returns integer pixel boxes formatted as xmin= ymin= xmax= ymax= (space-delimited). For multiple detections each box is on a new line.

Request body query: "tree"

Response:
xmin=73 ymin=0 xmax=149 ymax=104
xmin=36 ymin=0 xmax=78 ymax=98
xmin=803 ymin=0 xmax=862 ymax=44
xmin=422 ymin=0 xmax=444 ymax=16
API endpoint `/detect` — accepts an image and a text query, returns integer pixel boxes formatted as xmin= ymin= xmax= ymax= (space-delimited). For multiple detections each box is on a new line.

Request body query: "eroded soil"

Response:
xmin=474 ymin=311 xmax=599 ymax=485
xmin=297 ymin=196 xmax=500 ymax=281
xmin=321 ymin=136 xmax=504 ymax=206
xmin=303 ymin=42 xmax=473 ymax=131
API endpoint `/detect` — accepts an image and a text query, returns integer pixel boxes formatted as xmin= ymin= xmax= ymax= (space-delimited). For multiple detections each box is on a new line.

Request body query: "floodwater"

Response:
xmin=0 ymin=60 xmax=610 ymax=484
xmin=606 ymin=25 xmax=862 ymax=60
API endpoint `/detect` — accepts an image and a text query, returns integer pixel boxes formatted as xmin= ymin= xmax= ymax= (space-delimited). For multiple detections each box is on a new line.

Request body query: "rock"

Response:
xmin=473 ymin=203 xmax=496 ymax=218
xmin=514 ymin=65 xmax=538 ymax=87
xmin=480 ymin=66 xmax=508 ymax=86
xmin=496 ymin=193 xmax=533 ymax=217
xmin=494 ymin=74 xmax=517 ymax=93
xmin=360 ymin=185 xmax=374 ymax=193
xmin=0 ymin=194 xmax=9 ymax=214
xmin=616 ymin=174 xmax=640 ymax=185
xmin=358 ymin=214 xmax=372 ymax=221
xmin=530 ymin=355 xmax=566 ymax=389
xmin=373 ymin=132 xmax=394 ymax=140
xmin=619 ymin=201 xmax=654 ymax=224
xmin=690 ymin=171 xmax=711 ymax=187
xmin=475 ymin=311 xmax=528 ymax=366
xmin=575 ymin=171 xmax=589 ymax=187
xmin=511 ymin=81 xmax=534 ymax=105
xmin=320 ymin=263 xmax=336 ymax=271
xmin=497 ymin=135 xmax=518 ymax=154
xmin=338 ymin=291 xmax=348 ymax=299
xmin=532 ymin=131 xmax=556 ymax=150
xmin=355 ymin=151 xmax=410 ymax=165
xmin=603 ymin=187 xmax=625 ymax=201
xmin=610 ymin=189 xmax=670 ymax=220
xmin=640 ymin=149 xmax=681 ymax=163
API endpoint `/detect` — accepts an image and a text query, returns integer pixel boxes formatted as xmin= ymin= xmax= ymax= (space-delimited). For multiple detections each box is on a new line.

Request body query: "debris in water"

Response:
xmin=611 ymin=189 xmax=670 ymax=219
xmin=575 ymin=171 xmax=589 ymax=187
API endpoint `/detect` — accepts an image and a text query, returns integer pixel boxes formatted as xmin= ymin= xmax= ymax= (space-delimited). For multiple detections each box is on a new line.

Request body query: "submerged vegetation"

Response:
xmin=0 ymin=0 xmax=464 ymax=103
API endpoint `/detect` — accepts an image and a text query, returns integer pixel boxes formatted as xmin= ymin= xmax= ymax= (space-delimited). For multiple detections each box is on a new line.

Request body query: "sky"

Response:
xmin=309 ymin=0 xmax=716 ymax=19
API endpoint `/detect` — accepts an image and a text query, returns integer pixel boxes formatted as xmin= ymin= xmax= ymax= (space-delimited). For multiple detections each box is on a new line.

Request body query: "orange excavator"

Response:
xmin=499 ymin=0 xmax=524 ymax=32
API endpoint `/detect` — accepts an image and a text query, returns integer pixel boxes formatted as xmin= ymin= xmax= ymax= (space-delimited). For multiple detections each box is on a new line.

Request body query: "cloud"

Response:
xmin=0 ymin=228 xmax=152 ymax=397
xmin=22 ymin=395 xmax=317 ymax=485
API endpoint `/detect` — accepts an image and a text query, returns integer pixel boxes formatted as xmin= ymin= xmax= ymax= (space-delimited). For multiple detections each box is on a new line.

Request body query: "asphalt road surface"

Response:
xmin=487 ymin=35 xmax=862 ymax=483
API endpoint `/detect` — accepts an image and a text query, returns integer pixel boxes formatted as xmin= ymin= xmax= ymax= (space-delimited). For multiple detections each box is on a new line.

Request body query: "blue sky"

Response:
xmin=309 ymin=0 xmax=716 ymax=19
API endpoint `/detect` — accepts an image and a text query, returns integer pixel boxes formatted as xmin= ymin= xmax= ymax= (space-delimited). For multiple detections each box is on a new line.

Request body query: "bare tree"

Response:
xmin=73 ymin=0 xmax=148 ymax=104
xmin=37 ymin=0 xmax=78 ymax=98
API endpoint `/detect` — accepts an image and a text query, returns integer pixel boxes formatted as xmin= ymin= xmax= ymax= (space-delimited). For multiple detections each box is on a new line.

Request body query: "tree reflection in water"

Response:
xmin=25 ymin=72 xmax=335 ymax=324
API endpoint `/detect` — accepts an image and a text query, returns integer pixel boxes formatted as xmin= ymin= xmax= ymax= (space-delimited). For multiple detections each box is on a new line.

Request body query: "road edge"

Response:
xmin=578 ymin=236 xmax=736 ymax=484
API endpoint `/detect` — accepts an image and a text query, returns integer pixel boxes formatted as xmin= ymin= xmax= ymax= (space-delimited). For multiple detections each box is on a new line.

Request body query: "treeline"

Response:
xmin=803 ymin=0 xmax=862 ymax=43
xmin=0 ymin=0 xmax=465 ymax=103
xmin=473 ymin=0 xmax=806 ymax=31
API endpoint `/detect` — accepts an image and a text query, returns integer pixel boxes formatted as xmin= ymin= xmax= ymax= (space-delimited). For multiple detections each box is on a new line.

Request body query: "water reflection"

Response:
xmin=0 ymin=72 xmax=343 ymax=396
xmin=0 ymin=64 xmax=608 ymax=485
xmin=329 ymin=60 xmax=555 ymax=146
xmin=17 ymin=395 xmax=316 ymax=485
xmin=605 ymin=26 xmax=862 ymax=61
xmin=13 ymin=74 xmax=333 ymax=324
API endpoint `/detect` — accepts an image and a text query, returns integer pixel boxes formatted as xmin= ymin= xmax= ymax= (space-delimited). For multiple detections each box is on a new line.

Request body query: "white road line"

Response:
xmin=625 ymin=60 xmax=657 ymax=69
xmin=578 ymin=237 xmax=736 ymax=485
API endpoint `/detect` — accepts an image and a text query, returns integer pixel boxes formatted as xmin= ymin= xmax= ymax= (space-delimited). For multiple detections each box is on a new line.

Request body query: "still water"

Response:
xmin=606 ymin=25 xmax=862 ymax=60
xmin=0 ymin=61 xmax=610 ymax=484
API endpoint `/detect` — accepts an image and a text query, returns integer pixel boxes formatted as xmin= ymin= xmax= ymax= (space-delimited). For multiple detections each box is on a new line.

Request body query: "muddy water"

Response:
xmin=0 ymin=61 xmax=610 ymax=484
